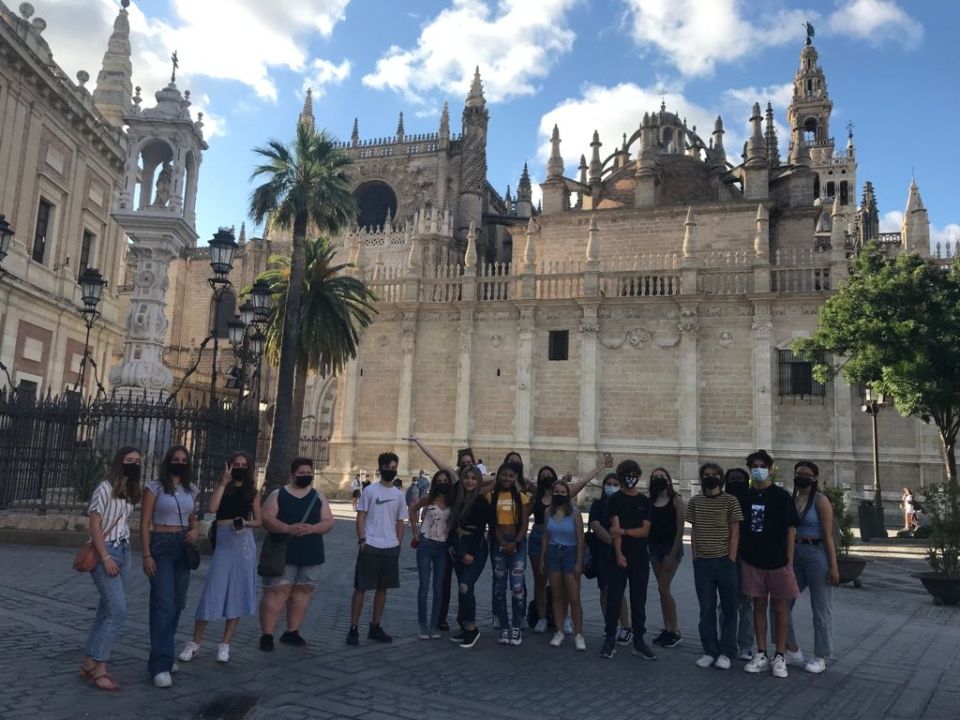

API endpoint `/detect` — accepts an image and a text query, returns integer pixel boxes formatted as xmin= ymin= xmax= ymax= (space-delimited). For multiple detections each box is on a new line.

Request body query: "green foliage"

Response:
xmin=74 ymin=447 xmax=110 ymax=503
xmin=924 ymin=483 xmax=960 ymax=577
xmin=821 ymin=483 xmax=854 ymax=557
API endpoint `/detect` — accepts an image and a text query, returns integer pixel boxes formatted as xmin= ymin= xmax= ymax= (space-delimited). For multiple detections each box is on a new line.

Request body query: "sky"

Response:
xmin=33 ymin=0 xmax=960 ymax=250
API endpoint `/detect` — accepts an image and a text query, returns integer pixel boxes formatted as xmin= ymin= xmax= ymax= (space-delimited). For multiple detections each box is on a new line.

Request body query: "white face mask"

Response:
xmin=750 ymin=467 xmax=769 ymax=482
xmin=604 ymin=485 xmax=619 ymax=497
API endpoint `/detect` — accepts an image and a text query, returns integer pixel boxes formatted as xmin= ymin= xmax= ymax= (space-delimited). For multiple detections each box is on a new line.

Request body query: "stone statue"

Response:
xmin=805 ymin=22 xmax=815 ymax=45
xmin=152 ymin=162 xmax=172 ymax=206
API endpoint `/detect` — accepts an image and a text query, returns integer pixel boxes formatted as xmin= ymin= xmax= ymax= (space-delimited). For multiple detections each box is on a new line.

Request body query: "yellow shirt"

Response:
xmin=488 ymin=490 xmax=530 ymax=526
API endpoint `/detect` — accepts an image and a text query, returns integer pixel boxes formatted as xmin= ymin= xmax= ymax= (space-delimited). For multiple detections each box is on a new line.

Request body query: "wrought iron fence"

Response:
xmin=0 ymin=389 xmax=259 ymax=514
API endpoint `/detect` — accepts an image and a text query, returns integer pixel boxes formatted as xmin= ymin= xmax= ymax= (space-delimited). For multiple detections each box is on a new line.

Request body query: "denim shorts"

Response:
xmin=648 ymin=542 xmax=684 ymax=566
xmin=527 ymin=526 xmax=544 ymax=559
xmin=545 ymin=544 xmax=578 ymax=574
xmin=261 ymin=563 xmax=321 ymax=588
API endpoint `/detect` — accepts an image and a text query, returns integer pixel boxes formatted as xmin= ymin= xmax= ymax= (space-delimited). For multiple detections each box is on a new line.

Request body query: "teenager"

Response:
xmin=784 ymin=461 xmax=838 ymax=674
xmin=448 ymin=465 xmax=491 ymax=648
xmin=141 ymin=445 xmax=199 ymax=688
xmin=350 ymin=473 xmax=363 ymax=512
xmin=346 ymin=452 xmax=407 ymax=645
xmin=741 ymin=449 xmax=801 ymax=678
xmin=540 ymin=479 xmax=586 ymax=651
xmin=588 ymin=473 xmax=632 ymax=645
xmin=180 ymin=451 xmax=261 ymax=663
xmin=647 ymin=467 xmax=685 ymax=648
xmin=81 ymin=446 xmax=141 ymax=692
xmin=599 ymin=460 xmax=654 ymax=660
xmin=259 ymin=457 xmax=335 ymax=651
xmin=488 ymin=461 xmax=530 ymax=645
xmin=410 ymin=469 xmax=454 ymax=639
xmin=723 ymin=466 xmax=755 ymax=660
xmin=687 ymin=463 xmax=744 ymax=670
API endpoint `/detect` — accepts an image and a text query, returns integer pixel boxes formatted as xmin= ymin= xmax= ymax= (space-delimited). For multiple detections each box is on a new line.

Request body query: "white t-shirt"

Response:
xmin=358 ymin=482 xmax=407 ymax=549
xmin=88 ymin=481 xmax=133 ymax=543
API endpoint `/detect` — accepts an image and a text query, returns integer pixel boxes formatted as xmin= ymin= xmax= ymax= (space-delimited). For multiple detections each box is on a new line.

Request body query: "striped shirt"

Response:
xmin=686 ymin=493 xmax=744 ymax=558
xmin=88 ymin=481 xmax=133 ymax=543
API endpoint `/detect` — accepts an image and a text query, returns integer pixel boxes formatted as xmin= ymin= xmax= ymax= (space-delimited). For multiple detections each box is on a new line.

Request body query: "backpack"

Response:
xmin=527 ymin=585 xmax=556 ymax=629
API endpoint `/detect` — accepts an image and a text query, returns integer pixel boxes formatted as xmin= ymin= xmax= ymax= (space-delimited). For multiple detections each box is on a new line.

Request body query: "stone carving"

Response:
xmin=152 ymin=162 xmax=172 ymax=206
xmin=719 ymin=331 xmax=734 ymax=348
xmin=490 ymin=334 xmax=503 ymax=347
xmin=579 ymin=320 xmax=599 ymax=333
xmin=376 ymin=334 xmax=389 ymax=347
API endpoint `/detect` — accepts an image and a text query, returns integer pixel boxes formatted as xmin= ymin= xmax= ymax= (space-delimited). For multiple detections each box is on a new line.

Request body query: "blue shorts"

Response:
xmin=648 ymin=542 xmax=684 ymax=566
xmin=545 ymin=544 xmax=578 ymax=574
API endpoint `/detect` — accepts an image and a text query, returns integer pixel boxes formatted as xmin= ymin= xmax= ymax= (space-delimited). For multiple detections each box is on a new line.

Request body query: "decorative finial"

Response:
xmin=76 ymin=70 xmax=89 ymax=88
xmin=121 ymin=0 xmax=130 ymax=7
xmin=170 ymin=50 xmax=179 ymax=83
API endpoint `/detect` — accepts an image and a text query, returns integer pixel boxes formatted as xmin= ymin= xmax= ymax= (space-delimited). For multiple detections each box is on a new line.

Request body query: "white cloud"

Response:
xmin=881 ymin=211 xmax=959 ymax=252
xmin=362 ymin=0 xmax=578 ymax=104
xmin=301 ymin=59 xmax=352 ymax=98
xmin=827 ymin=0 xmax=923 ymax=49
xmin=722 ymin=83 xmax=793 ymax=156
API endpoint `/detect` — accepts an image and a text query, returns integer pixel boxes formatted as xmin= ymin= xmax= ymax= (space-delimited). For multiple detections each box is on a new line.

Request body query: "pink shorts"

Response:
xmin=741 ymin=562 xmax=800 ymax=600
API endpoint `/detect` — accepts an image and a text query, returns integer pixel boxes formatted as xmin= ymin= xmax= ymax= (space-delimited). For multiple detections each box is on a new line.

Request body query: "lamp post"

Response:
xmin=860 ymin=387 xmax=888 ymax=537
xmin=207 ymin=227 xmax=238 ymax=405
xmin=76 ymin=267 xmax=106 ymax=394
xmin=0 ymin=214 xmax=14 ymax=280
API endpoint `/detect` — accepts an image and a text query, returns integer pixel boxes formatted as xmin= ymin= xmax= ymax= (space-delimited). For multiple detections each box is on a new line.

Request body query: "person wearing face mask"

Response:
xmin=81 ymin=446 xmax=142 ymax=692
xmin=487 ymin=461 xmax=531 ymax=646
xmin=721 ymin=467 xmax=756 ymax=661
xmin=599 ymin=460 xmax=654 ymax=660
xmin=141 ymin=445 xmax=198 ymax=688
xmin=179 ymin=451 xmax=262 ymax=664
xmin=588 ymin=473 xmax=633 ymax=646
xmin=539 ymin=479 xmax=587 ymax=651
xmin=259 ymin=457 xmax=334 ymax=652
xmin=740 ymin=449 xmax=801 ymax=679
xmin=647 ymin=467 xmax=685 ymax=649
xmin=686 ymin=463 xmax=744 ymax=670
xmin=409 ymin=469 xmax=454 ymax=639
xmin=347 ymin=452 xmax=408 ymax=646
xmin=448 ymin=465 xmax=491 ymax=648
xmin=782 ymin=461 xmax=838 ymax=674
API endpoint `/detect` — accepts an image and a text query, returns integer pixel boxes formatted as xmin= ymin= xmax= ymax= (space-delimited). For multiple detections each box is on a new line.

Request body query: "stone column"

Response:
xmin=394 ymin=311 xmax=417 ymax=472
xmin=677 ymin=302 xmax=700 ymax=490
xmin=577 ymin=303 xmax=600 ymax=472
xmin=453 ymin=308 xmax=475 ymax=448
xmin=832 ymin=375 xmax=856 ymax=486
xmin=751 ymin=302 xmax=775 ymax=450
xmin=513 ymin=304 xmax=536 ymax=457
xmin=331 ymin=356 xmax=361 ymax=482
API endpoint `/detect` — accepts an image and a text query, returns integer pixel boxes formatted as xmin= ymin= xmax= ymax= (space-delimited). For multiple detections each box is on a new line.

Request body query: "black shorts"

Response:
xmin=352 ymin=489 xmax=361 ymax=499
xmin=354 ymin=545 xmax=401 ymax=591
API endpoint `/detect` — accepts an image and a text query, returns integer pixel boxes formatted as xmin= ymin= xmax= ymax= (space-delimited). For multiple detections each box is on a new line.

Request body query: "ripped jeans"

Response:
xmin=491 ymin=534 xmax=527 ymax=630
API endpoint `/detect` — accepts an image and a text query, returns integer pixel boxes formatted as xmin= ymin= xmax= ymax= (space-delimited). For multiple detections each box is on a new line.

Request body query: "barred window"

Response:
xmin=778 ymin=350 xmax=825 ymax=401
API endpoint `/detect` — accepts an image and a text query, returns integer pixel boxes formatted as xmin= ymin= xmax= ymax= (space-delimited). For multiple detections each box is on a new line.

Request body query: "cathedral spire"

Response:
xmin=787 ymin=34 xmax=832 ymax=156
xmin=466 ymin=66 xmax=485 ymax=109
xmin=745 ymin=102 xmax=766 ymax=167
xmin=764 ymin=102 xmax=780 ymax=167
xmin=546 ymin=124 xmax=564 ymax=180
xmin=517 ymin=162 xmax=532 ymax=202
xmin=588 ymin=130 xmax=602 ymax=186
xmin=439 ymin=102 xmax=450 ymax=141
xmin=92 ymin=0 xmax=133 ymax=126
xmin=299 ymin=88 xmax=315 ymax=130
xmin=711 ymin=116 xmax=726 ymax=163
xmin=396 ymin=111 xmax=405 ymax=141
xmin=351 ymin=117 xmax=359 ymax=146
xmin=238 ymin=221 xmax=246 ymax=245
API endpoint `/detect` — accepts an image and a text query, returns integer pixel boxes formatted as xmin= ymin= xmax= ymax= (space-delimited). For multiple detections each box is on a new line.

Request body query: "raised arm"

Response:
xmin=568 ymin=454 xmax=613 ymax=497
xmin=406 ymin=434 xmax=455 ymax=475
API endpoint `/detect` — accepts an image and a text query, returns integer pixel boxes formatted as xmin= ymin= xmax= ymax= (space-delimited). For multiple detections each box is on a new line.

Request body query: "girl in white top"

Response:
xmin=409 ymin=469 xmax=454 ymax=638
xmin=81 ymin=446 xmax=142 ymax=692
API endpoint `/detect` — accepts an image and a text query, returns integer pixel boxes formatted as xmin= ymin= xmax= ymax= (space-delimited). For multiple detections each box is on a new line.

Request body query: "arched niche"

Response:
xmin=353 ymin=180 xmax=398 ymax=229
xmin=134 ymin=138 xmax=176 ymax=211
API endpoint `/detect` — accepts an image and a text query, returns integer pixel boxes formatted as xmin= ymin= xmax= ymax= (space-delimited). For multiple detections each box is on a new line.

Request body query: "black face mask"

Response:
xmin=435 ymin=483 xmax=451 ymax=495
xmin=794 ymin=475 xmax=813 ymax=489
xmin=380 ymin=469 xmax=397 ymax=483
xmin=651 ymin=478 xmax=668 ymax=494
xmin=294 ymin=475 xmax=313 ymax=488
xmin=725 ymin=481 xmax=747 ymax=497
xmin=168 ymin=462 xmax=189 ymax=477
xmin=122 ymin=463 xmax=141 ymax=482
xmin=551 ymin=494 xmax=567 ymax=508
xmin=231 ymin=467 xmax=249 ymax=483
xmin=702 ymin=477 xmax=722 ymax=491
xmin=538 ymin=476 xmax=556 ymax=492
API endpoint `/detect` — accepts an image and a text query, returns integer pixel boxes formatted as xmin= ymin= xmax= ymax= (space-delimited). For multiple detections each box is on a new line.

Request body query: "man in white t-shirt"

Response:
xmin=346 ymin=451 xmax=407 ymax=646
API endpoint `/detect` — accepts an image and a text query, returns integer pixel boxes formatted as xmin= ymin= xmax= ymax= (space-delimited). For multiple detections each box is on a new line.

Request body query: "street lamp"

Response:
xmin=227 ymin=315 xmax=247 ymax=346
xmin=860 ymin=386 xmax=888 ymax=538
xmin=75 ymin=267 xmax=106 ymax=393
xmin=238 ymin=299 xmax=256 ymax=327
xmin=250 ymin=279 xmax=272 ymax=321
xmin=207 ymin=227 xmax=238 ymax=405
xmin=0 ymin=214 xmax=14 ymax=279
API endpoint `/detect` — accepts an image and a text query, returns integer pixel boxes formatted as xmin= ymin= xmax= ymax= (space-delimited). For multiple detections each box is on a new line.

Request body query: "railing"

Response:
xmin=367 ymin=265 xmax=404 ymax=303
xmin=934 ymin=239 xmax=957 ymax=270
xmin=600 ymin=270 xmax=680 ymax=297
xmin=536 ymin=259 xmax=584 ymax=299
xmin=479 ymin=262 xmax=511 ymax=301
xmin=877 ymin=232 xmax=902 ymax=245
xmin=297 ymin=436 xmax=330 ymax=469
xmin=696 ymin=250 xmax=754 ymax=295
xmin=771 ymin=248 xmax=831 ymax=292
xmin=422 ymin=263 xmax=463 ymax=303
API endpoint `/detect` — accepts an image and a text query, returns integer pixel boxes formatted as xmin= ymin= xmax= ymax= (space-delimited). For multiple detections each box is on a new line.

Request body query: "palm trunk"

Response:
xmin=288 ymin=355 xmax=308 ymax=459
xmin=264 ymin=214 xmax=308 ymax=491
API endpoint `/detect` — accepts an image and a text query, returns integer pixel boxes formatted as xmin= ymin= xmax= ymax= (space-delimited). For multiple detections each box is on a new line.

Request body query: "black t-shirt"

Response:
xmin=740 ymin=484 xmax=800 ymax=569
xmin=607 ymin=491 xmax=652 ymax=556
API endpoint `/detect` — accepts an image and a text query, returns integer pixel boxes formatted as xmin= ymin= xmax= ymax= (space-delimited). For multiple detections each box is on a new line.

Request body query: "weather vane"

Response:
xmin=170 ymin=50 xmax=179 ymax=83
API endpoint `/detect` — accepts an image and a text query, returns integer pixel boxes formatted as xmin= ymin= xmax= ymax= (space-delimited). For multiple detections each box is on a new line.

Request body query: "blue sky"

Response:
xmin=41 ymin=0 xmax=960 ymax=248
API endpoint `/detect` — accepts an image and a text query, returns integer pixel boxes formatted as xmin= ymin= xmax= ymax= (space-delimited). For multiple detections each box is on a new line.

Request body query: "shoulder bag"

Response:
xmin=73 ymin=508 xmax=124 ymax=573
xmin=258 ymin=490 xmax=319 ymax=578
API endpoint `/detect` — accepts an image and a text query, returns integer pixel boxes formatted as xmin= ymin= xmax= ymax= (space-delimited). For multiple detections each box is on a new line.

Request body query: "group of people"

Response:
xmin=79 ymin=439 xmax=838 ymax=692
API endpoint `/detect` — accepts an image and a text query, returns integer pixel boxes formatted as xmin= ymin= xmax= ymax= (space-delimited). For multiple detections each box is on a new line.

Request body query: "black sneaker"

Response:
xmin=651 ymin=629 xmax=670 ymax=646
xmin=632 ymin=639 xmax=657 ymax=661
xmin=661 ymin=632 xmax=682 ymax=648
xmin=368 ymin=624 xmax=393 ymax=643
xmin=259 ymin=634 xmax=274 ymax=652
xmin=345 ymin=626 xmax=359 ymax=646
xmin=437 ymin=621 xmax=450 ymax=632
xmin=449 ymin=630 xmax=466 ymax=643
xmin=279 ymin=630 xmax=306 ymax=647
xmin=599 ymin=637 xmax=617 ymax=659
xmin=460 ymin=627 xmax=480 ymax=648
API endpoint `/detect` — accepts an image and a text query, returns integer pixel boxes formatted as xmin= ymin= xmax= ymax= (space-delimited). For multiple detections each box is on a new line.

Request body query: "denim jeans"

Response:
xmin=720 ymin=559 xmax=755 ymax=653
xmin=148 ymin=532 xmax=191 ymax=676
xmin=85 ymin=540 xmax=129 ymax=662
xmin=492 ymin=536 xmax=527 ymax=629
xmin=788 ymin=542 xmax=833 ymax=658
xmin=604 ymin=547 xmax=649 ymax=640
xmin=416 ymin=538 xmax=449 ymax=631
xmin=454 ymin=540 xmax=488 ymax=625
xmin=693 ymin=556 xmax=739 ymax=658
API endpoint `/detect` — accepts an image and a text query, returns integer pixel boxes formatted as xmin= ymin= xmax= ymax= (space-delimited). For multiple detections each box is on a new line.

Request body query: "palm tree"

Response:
xmin=251 ymin=238 xmax=376 ymax=458
xmin=249 ymin=124 xmax=356 ymax=488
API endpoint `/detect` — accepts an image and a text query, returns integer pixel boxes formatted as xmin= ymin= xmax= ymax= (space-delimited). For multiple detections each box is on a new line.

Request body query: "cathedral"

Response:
xmin=0 ymin=1 xmax=945 ymax=498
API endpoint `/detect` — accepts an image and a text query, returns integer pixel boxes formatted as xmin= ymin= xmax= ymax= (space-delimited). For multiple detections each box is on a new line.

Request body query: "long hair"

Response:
xmin=224 ymin=450 xmax=256 ymax=503
xmin=448 ymin=464 xmax=482 ymax=532
xmin=535 ymin=465 xmax=558 ymax=503
xmin=158 ymin=444 xmax=194 ymax=495
xmin=648 ymin=467 xmax=676 ymax=500
xmin=792 ymin=460 xmax=820 ymax=516
xmin=599 ymin=472 xmax=619 ymax=505
xmin=107 ymin=445 xmax=142 ymax=505
xmin=491 ymin=462 xmax=525 ymax=535
xmin=427 ymin=468 xmax=454 ymax=502
xmin=547 ymin=479 xmax=573 ymax=518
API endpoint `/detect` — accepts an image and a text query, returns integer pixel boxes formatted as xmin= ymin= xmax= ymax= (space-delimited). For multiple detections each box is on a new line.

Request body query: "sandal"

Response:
xmin=80 ymin=666 xmax=95 ymax=680
xmin=89 ymin=672 xmax=120 ymax=692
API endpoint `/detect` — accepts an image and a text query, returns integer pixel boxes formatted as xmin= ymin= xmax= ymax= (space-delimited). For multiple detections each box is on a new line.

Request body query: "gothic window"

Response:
xmin=33 ymin=198 xmax=53 ymax=263
xmin=210 ymin=290 xmax=236 ymax=338
xmin=803 ymin=118 xmax=817 ymax=143
xmin=825 ymin=181 xmax=835 ymax=199
xmin=839 ymin=181 xmax=849 ymax=205
xmin=778 ymin=350 xmax=825 ymax=402
xmin=548 ymin=330 xmax=569 ymax=361
xmin=353 ymin=180 xmax=397 ymax=229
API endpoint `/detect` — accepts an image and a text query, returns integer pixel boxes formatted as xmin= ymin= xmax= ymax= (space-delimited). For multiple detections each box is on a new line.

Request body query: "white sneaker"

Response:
xmin=738 ymin=648 xmax=754 ymax=661
xmin=216 ymin=644 xmax=230 ymax=663
xmin=563 ymin=617 xmax=574 ymax=635
xmin=533 ymin=619 xmax=548 ymax=634
xmin=695 ymin=654 xmax=716 ymax=668
xmin=715 ymin=654 xmax=732 ymax=670
xmin=785 ymin=648 xmax=805 ymax=667
xmin=178 ymin=642 xmax=199 ymax=662
xmin=772 ymin=654 xmax=789 ymax=678
xmin=152 ymin=672 xmax=172 ymax=688
xmin=744 ymin=652 xmax=770 ymax=673
xmin=550 ymin=631 xmax=564 ymax=647
xmin=170 ymin=662 xmax=180 ymax=674
xmin=574 ymin=634 xmax=586 ymax=652
xmin=804 ymin=657 xmax=827 ymax=674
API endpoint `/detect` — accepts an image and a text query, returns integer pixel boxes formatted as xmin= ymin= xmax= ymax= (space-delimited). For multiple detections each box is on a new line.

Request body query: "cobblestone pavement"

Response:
xmin=2 ymin=506 xmax=959 ymax=720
